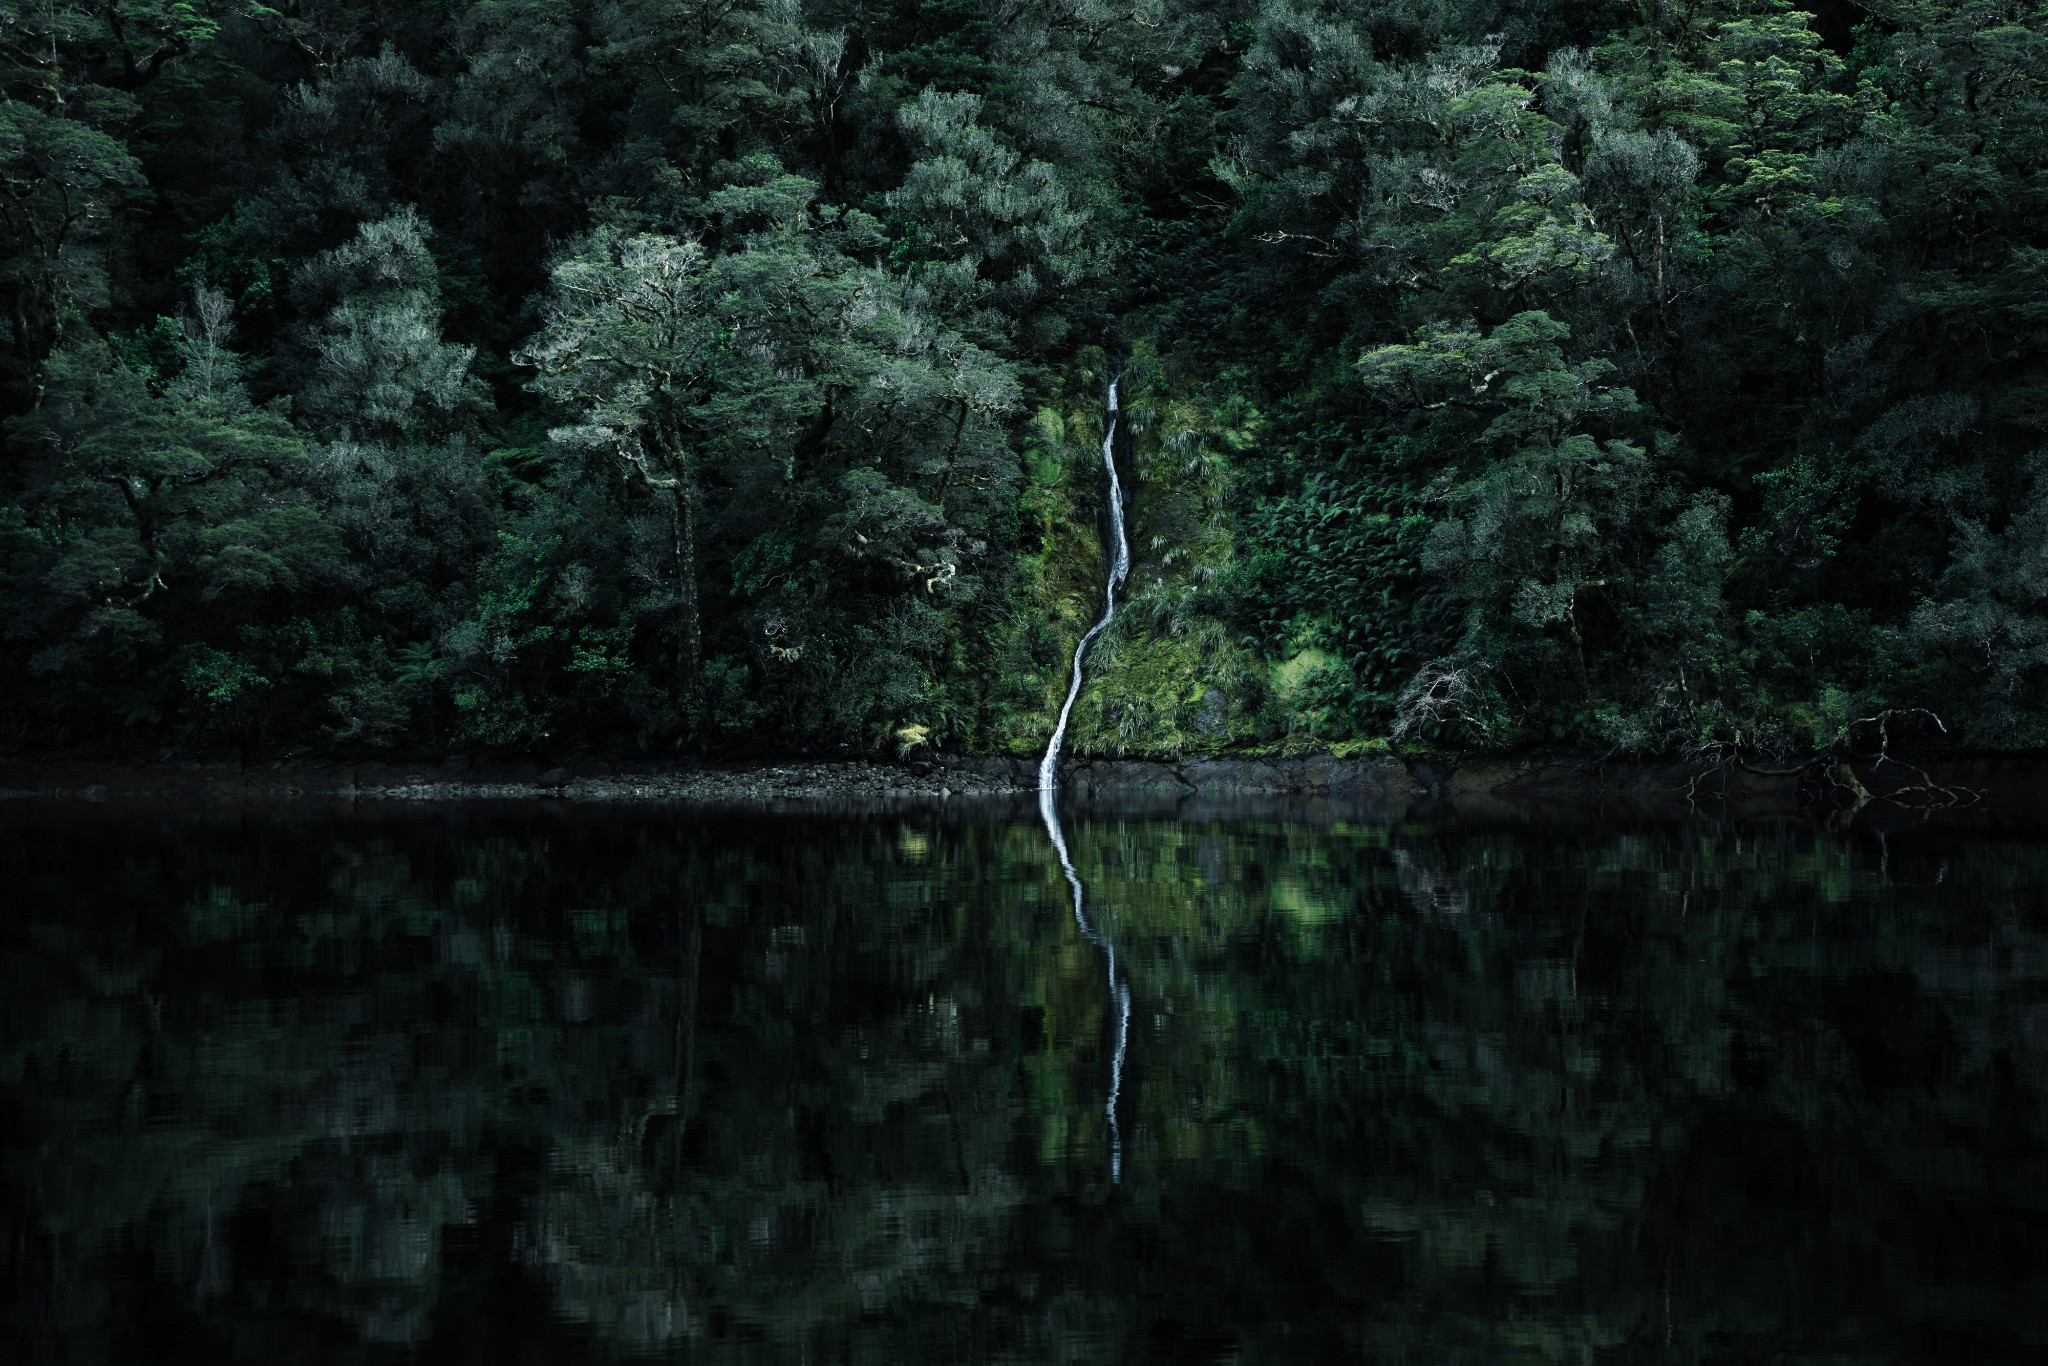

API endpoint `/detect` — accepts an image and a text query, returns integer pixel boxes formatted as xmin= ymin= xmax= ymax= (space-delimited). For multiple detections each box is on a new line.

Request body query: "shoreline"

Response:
xmin=1 ymin=749 xmax=2041 ymax=824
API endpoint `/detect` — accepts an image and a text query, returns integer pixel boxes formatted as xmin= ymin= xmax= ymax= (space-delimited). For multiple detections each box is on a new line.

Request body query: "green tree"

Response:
xmin=1360 ymin=310 xmax=1724 ymax=721
xmin=0 ymin=101 xmax=143 ymax=412
xmin=516 ymin=228 xmax=727 ymax=713
xmin=517 ymin=164 xmax=1023 ymax=744
xmin=886 ymin=87 xmax=1104 ymax=353
xmin=292 ymin=208 xmax=486 ymax=443
xmin=3 ymin=296 xmax=335 ymax=731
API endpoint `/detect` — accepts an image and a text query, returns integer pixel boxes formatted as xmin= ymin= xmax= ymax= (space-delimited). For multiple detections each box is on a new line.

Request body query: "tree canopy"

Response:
xmin=2 ymin=0 xmax=2045 ymax=758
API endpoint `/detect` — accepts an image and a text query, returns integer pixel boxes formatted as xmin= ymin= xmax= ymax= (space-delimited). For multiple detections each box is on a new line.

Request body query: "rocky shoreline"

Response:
xmin=2 ymin=748 xmax=2042 ymax=824
xmin=0 ymin=750 xmax=1427 ymax=805
xmin=0 ymin=753 xmax=998 ymax=805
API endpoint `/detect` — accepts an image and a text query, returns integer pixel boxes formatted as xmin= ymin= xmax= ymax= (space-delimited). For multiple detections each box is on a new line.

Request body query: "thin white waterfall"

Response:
xmin=1037 ymin=370 xmax=1133 ymax=1183
xmin=1038 ymin=374 xmax=1129 ymax=796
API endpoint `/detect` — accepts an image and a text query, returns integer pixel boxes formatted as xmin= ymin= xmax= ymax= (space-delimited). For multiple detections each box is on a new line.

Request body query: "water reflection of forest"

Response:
xmin=3 ymin=808 xmax=2044 ymax=1362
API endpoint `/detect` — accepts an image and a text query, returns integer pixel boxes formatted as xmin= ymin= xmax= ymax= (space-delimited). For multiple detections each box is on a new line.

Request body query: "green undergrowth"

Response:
xmin=974 ymin=338 xmax=1404 ymax=762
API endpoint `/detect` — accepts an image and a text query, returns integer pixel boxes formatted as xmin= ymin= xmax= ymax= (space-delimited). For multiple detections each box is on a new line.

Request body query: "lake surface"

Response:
xmin=3 ymin=800 xmax=2045 ymax=1362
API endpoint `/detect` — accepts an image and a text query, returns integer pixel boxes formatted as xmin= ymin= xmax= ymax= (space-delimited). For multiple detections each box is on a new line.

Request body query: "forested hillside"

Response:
xmin=2 ymin=0 xmax=2043 ymax=759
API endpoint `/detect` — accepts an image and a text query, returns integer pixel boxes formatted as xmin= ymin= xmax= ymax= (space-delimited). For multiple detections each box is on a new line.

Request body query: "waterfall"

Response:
xmin=1037 ymin=369 xmax=1133 ymax=1183
xmin=1038 ymin=373 xmax=1130 ymax=796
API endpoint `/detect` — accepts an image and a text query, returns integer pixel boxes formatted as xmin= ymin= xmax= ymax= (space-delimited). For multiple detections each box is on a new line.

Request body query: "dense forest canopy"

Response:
xmin=1 ymin=0 xmax=2044 ymax=758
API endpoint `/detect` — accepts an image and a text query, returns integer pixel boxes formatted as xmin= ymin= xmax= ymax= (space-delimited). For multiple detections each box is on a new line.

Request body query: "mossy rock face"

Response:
xmin=971 ymin=352 xmax=1121 ymax=754
xmin=973 ymin=339 xmax=1410 ymax=759
xmin=1069 ymin=626 xmax=1267 ymax=758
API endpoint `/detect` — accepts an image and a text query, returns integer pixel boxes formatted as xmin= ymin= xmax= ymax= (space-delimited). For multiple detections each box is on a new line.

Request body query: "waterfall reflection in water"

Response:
xmin=1039 ymin=787 xmax=1133 ymax=1182
xmin=6 ymin=808 xmax=2048 ymax=1362
xmin=1037 ymin=369 xmax=1134 ymax=1183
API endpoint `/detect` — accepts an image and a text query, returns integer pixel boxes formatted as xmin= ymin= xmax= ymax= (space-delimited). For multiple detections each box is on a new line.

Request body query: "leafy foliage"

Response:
xmin=0 ymin=0 xmax=2044 ymax=754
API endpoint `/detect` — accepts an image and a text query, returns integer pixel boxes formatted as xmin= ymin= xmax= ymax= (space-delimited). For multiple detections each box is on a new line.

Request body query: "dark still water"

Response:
xmin=3 ymin=802 xmax=2045 ymax=1363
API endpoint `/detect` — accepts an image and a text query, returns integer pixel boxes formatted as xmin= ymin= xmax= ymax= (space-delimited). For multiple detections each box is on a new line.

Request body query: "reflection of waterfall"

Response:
xmin=1039 ymin=791 xmax=1132 ymax=1182
xmin=1039 ymin=369 xmax=1133 ymax=1184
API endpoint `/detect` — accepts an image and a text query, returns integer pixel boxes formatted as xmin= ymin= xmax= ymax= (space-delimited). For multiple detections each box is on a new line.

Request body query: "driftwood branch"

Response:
xmin=1679 ymin=710 xmax=1982 ymax=826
